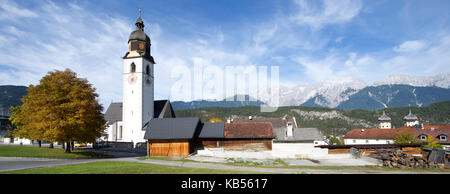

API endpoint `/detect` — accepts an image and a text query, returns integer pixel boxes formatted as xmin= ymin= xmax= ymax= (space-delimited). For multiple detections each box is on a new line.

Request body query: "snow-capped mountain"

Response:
xmin=373 ymin=74 xmax=450 ymax=89
xmin=172 ymin=74 xmax=450 ymax=110
xmin=255 ymin=74 xmax=450 ymax=110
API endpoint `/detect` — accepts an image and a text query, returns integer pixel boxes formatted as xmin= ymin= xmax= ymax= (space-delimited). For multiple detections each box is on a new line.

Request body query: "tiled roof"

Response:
xmin=344 ymin=125 xmax=450 ymax=143
xmin=224 ymin=122 xmax=274 ymax=138
xmin=232 ymin=117 xmax=296 ymax=129
xmin=344 ymin=127 xmax=415 ymax=140
xmin=416 ymin=126 xmax=450 ymax=143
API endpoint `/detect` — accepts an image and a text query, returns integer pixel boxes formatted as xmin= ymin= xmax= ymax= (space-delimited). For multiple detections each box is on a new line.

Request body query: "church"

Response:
xmin=103 ymin=13 xmax=176 ymax=148
xmin=103 ymin=13 xmax=275 ymax=155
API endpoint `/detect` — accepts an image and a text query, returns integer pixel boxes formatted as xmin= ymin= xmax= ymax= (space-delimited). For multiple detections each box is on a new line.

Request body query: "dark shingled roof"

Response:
xmin=273 ymin=127 xmax=323 ymax=141
xmin=104 ymin=100 xmax=175 ymax=125
xmin=144 ymin=117 xmax=200 ymax=140
xmin=104 ymin=102 xmax=123 ymax=125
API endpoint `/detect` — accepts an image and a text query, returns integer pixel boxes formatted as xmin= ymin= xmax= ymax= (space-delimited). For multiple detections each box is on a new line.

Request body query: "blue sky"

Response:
xmin=0 ymin=0 xmax=449 ymax=107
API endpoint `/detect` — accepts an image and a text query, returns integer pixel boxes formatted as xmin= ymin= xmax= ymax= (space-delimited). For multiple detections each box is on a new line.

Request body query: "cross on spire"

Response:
xmin=135 ymin=9 xmax=144 ymax=31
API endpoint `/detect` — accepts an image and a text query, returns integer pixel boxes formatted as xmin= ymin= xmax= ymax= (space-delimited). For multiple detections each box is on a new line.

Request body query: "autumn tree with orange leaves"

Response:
xmin=10 ymin=69 xmax=106 ymax=153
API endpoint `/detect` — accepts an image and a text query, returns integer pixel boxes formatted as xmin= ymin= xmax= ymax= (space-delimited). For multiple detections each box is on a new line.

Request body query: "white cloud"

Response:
xmin=0 ymin=0 xmax=38 ymax=20
xmin=393 ymin=40 xmax=427 ymax=53
xmin=291 ymin=0 xmax=363 ymax=30
xmin=3 ymin=26 xmax=25 ymax=36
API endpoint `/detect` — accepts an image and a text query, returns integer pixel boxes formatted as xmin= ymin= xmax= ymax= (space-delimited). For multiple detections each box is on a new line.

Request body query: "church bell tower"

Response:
xmin=122 ymin=10 xmax=156 ymax=146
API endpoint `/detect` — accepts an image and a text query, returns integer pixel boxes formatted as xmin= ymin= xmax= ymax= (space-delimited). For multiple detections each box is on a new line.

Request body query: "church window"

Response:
xmin=146 ymin=65 xmax=150 ymax=75
xmin=131 ymin=63 xmax=136 ymax=73
xmin=440 ymin=135 xmax=447 ymax=141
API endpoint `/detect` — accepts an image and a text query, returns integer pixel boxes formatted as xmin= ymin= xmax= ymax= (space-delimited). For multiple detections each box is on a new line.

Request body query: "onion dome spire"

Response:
xmin=136 ymin=9 xmax=144 ymax=31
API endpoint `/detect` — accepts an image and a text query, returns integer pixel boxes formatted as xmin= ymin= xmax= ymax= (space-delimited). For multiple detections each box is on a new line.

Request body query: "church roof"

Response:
xmin=104 ymin=102 xmax=122 ymax=125
xmin=104 ymin=100 xmax=175 ymax=125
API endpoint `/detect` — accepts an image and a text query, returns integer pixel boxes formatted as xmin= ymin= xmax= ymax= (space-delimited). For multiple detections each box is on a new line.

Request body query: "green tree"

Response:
xmin=422 ymin=135 xmax=443 ymax=149
xmin=10 ymin=69 xmax=106 ymax=152
xmin=394 ymin=130 xmax=420 ymax=144
xmin=329 ymin=136 xmax=343 ymax=145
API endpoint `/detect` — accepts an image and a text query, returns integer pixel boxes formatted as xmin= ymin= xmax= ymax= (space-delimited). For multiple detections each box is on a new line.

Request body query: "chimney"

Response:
xmin=249 ymin=116 xmax=253 ymax=120
xmin=286 ymin=122 xmax=293 ymax=137
xmin=361 ymin=129 xmax=365 ymax=132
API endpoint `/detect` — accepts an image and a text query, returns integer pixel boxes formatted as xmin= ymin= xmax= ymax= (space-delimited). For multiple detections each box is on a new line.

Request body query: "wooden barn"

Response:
xmin=193 ymin=122 xmax=275 ymax=152
xmin=144 ymin=117 xmax=201 ymax=157
xmin=144 ymin=118 xmax=275 ymax=157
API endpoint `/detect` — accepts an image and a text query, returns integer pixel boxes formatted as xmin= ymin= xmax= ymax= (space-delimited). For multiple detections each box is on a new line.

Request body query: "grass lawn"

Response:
xmin=0 ymin=161 xmax=259 ymax=174
xmin=0 ymin=145 xmax=112 ymax=159
xmin=139 ymin=157 xmax=450 ymax=173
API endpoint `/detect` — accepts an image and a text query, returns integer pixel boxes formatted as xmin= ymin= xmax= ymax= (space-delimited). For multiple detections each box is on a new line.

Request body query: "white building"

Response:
xmin=343 ymin=128 xmax=400 ymax=145
xmin=403 ymin=109 xmax=419 ymax=127
xmin=378 ymin=111 xmax=392 ymax=129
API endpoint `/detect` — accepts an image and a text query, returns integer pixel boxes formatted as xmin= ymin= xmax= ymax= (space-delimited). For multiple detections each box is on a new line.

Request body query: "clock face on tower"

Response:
xmin=139 ymin=43 xmax=145 ymax=51
xmin=128 ymin=74 xmax=137 ymax=85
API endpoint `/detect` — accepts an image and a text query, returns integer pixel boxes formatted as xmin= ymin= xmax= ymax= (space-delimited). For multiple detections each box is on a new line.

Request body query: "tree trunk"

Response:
xmin=71 ymin=141 xmax=74 ymax=151
xmin=38 ymin=140 xmax=42 ymax=148
xmin=49 ymin=143 xmax=54 ymax=149
xmin=65 ymin=142 xmax=71 ymax=153
xmin=62 ymin=142 xmax=65 ymax=150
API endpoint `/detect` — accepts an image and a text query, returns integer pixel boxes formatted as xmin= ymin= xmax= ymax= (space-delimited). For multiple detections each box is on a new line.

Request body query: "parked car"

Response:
xmin=93 ymin=141 xmax=107 ymax=149
xmin=74 ymin=142 xmax=87 ymax=147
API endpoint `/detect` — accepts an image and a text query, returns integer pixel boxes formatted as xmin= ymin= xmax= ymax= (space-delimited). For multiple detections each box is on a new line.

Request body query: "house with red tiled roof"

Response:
xmin=343 ymin=127 xmax=415 ymax=145
xmin=343 ymin=125 xmax=450 ymax=149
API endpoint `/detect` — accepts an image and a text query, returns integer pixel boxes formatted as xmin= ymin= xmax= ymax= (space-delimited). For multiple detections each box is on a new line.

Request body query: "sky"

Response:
xmin=0 ymin=0 xmax=450 ymax=108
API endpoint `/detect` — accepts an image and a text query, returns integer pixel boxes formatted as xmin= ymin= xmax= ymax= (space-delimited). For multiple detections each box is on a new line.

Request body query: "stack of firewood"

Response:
xmin=378 ymin=150 xmax=444 ymax=169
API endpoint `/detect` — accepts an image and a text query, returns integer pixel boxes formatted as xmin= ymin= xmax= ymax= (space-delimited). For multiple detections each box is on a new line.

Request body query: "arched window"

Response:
xmin=146 ymin=65 xmax=150 ymax=75
xmin=131 ymin=63 xmax=136 ymax=73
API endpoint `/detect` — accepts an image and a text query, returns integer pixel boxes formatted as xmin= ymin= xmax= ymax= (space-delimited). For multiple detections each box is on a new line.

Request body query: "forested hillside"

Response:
xmin=175 ymin=101 xmax=450 ymax=136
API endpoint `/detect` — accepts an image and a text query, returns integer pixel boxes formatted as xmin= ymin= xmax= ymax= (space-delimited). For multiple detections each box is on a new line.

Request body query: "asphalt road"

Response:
xmin=0 ymin=157 xmax=100 ymax=172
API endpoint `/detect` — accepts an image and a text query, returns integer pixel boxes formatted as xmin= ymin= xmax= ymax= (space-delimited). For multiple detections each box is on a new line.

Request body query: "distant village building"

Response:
xmin=403 ymin=108 xmax=420 ymax=127
xmin=378 ymin=111 xmax=392 ymax=129
xmin=344 ymin=110 xmax=449 ymax=149
xmin=232 ymin=116 xmax=328 ymax=158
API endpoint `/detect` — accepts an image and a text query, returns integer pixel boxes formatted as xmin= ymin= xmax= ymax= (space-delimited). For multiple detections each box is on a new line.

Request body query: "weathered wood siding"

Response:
xmin=328 ymin=148 xmax=350 ymax=154
xmin=147 ymin=139 xmax=190 ymax=157
xmin=193 ymin=139 xmax=272 ymax=151
xmin=327 ymin=146 xmax=423 ymax=155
